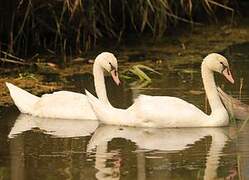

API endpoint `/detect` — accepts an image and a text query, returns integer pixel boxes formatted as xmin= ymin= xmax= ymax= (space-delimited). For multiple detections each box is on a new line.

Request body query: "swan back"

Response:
xmin=33 ymin=91 xmax=97 ymax=119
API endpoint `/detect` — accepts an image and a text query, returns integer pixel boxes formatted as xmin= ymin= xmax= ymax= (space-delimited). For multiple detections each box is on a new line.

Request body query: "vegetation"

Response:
xmin=0 ymin=0 xmax=237 ymax=60
xmin=122 ymin=64 xmax=161 ymax=82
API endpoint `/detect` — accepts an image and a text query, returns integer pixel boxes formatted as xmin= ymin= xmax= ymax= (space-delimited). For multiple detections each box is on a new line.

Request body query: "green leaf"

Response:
xmin=134 ymin=64 xmax=161 ymax=75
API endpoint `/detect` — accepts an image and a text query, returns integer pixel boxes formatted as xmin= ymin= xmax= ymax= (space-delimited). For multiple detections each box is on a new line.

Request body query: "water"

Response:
xmin=0 ymin=43 xmax=249 ymax=180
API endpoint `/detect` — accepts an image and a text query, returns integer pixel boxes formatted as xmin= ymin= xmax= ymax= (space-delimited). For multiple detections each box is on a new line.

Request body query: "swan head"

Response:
xmin=95 ymin=52 xmax=120 ymax=85
xmin=203 ymin=53 xmax=234 ymax=84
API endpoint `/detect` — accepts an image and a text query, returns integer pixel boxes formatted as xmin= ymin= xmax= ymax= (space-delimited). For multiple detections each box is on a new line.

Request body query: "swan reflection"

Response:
xmin=88 ymin=125 xmax=228 ymax=180
xmin=8 ymin=114 xmax=99 ymax=138
xmin=9 ymin=115 xmax=233 ymax=179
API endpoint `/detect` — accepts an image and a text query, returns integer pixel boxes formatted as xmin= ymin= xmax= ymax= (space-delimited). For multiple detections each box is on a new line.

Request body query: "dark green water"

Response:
xmin=0 ymin=43 xmax=249 ymax=180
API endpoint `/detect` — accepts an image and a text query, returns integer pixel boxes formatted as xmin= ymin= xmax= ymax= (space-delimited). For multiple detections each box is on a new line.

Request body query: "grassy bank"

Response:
xmin=0 ymin=0 xmax=237 ymax=60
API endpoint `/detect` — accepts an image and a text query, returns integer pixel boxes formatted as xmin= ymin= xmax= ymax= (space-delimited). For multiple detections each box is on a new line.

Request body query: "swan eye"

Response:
xmin=109 ymin=62 xmax=115 ymax=72
xmin=220 ymin=62 xmax=228 ymax=73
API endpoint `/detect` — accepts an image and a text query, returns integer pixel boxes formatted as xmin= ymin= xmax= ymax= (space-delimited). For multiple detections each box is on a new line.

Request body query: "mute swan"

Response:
xmin=86 ymin=53 xmax=234 ymax=127
xmin=6 ymin=52 xmax=120 ymax=120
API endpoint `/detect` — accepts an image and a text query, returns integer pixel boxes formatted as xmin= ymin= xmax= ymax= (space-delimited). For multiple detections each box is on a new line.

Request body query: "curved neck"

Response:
xmin=93 ymin=61 xmax=110 ymax=105
xmin=201 ymin=62 xmax=226 ymax=115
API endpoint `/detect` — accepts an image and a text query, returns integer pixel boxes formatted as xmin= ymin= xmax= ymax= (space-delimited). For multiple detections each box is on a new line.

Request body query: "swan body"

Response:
xmin=86 ymin=53 xmax=235 ymax=127
xmin=6 ymin=52 xmax=120 ymax=120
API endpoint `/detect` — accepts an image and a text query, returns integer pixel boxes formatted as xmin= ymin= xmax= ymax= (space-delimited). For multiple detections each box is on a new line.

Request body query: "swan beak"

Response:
xmin=111 ymin=70 xmax=121 ymax=85
xmin=223 ymin=68 xmax=234 ymax=84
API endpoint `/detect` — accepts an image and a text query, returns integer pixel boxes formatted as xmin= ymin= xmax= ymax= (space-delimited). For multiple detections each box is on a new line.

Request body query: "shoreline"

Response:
xmin=1 ymin=23 xmax=249 ymax=106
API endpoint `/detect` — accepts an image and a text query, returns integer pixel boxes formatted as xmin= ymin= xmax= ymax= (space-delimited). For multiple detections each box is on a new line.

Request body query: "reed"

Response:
xmin=0 ymin=0 xmax=235 ymax=60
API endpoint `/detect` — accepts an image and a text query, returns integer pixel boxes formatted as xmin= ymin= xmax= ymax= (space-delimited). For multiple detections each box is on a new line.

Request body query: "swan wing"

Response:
xmin=130 ymin=95 xmax=208 ymax=127
xmin=33 ymin=91 xmax=97 ymax=119
xmin=85 ymin=90 xmax=136 ymax=124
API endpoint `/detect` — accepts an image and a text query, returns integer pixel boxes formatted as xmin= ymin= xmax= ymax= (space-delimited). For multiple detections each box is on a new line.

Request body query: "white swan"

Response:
xmin=86 ymin=53 xmax=235 ymax=127
xmin=6 ymin=52 xmax=120 ymax=120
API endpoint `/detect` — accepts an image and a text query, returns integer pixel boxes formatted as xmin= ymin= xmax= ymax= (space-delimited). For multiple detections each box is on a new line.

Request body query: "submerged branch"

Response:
xmin=0 ymin=58 xmax=28 ymax=65
xmin=1 ymin=51 xmax=26 ymax=62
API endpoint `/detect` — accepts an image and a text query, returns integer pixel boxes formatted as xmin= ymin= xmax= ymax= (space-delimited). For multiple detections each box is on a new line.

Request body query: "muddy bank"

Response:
xmin=1 ymin=24 xmax=249 ymax=106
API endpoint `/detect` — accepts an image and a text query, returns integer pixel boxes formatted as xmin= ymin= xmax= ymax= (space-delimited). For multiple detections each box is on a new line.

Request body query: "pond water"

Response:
xmin=0 ymin=43 xmax=249 ymax=180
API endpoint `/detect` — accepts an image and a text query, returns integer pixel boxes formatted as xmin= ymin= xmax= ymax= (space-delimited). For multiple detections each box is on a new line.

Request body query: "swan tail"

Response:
xmin=6 ymin=82 xmax=40 ymax=114
xmin=85 ymin=89 xmax=111 ymax=118
xmin=85 ymin=90 xmax=135 ymax=126
xmin=85 ymin=90 xmax=117 ymax=124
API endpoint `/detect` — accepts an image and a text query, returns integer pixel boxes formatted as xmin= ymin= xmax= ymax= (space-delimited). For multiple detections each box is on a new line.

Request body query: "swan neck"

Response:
xmin=93 ymin=62 xmax=110 ymax=105
xmin=201 ymin=62 xmax=225 ymax=114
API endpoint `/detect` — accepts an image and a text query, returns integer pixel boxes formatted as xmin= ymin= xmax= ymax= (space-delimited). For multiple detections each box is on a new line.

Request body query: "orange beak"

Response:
xmin=111 ymin=70 xmax=121 ymax=86
xmin=223 ymin=68 xmax=234 ymax=84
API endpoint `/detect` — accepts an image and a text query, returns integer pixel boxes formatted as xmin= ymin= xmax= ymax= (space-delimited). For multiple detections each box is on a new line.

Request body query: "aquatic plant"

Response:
xmin=0 ymin=0 xmax=235 ymax=58
xmin=17 ymin=72 xmax=37 ymax=81
xmin=122 ymin=64 xmax=161 ymax=83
